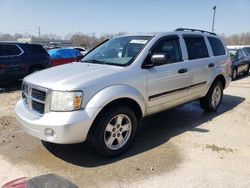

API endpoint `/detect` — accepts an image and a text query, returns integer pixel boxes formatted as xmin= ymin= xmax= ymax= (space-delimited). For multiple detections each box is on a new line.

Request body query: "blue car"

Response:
xmin=0 ymin=42 xmax=51 ymax=81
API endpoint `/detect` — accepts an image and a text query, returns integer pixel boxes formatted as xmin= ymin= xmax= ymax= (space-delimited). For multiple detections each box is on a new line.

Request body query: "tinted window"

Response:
xmin=184 ymin=37 xmax=209 ymax=60
xmin=0 ymin=44 xmax=22 ymax=56
xmin=243 ymin=47 xmax=250 ymax=55
xmin=208 ymin=37 xmax=226 ymax=56
xmin=25 ymin=44 xmax=47 ymax=55
xmin=237 ymin=50 xmax=243 ymax=59
xmin=242 ymin=49 xmax=248 ymax=57
xmin=152 ymin=38 xmax=182 ymax=64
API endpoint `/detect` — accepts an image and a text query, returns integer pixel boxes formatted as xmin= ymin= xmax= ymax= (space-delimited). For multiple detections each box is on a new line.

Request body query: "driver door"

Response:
xmin=146 ymin=36 xmax=188 ymax=114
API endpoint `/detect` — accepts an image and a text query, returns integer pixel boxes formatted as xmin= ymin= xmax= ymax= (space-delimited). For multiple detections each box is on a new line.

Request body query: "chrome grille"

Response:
xmin=22 ymin=83 xmax=47 ymax=115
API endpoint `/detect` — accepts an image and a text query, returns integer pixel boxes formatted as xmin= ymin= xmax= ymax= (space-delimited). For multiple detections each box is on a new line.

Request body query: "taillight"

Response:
xmin=1 ymin=177 xmax=28 ymax=188
xmin=0 ymin=64 xmax=8 ymax=69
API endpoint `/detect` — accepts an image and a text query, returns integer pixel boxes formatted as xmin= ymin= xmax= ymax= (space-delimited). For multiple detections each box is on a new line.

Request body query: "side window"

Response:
xmin=242 ymin=50 xmax=248 ymax=58
xmin=0 ymin=45 xmax=22 ymax=56
xmin=184 ymin=37 xmax=209 ymax=60
xmin=237 ymin=50 xmax=243 ymax=59
xmin=25 ymin=45 xmax=46 ymax=55
xmin=207 ymin=37 xmax=226 ymax=56
xmin=152 ymin=38 xmax=182 ymax=64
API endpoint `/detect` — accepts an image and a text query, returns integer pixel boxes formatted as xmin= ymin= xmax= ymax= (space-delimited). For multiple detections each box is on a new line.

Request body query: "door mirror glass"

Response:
xmin=151 ymin=53 xmax=169 ymax=66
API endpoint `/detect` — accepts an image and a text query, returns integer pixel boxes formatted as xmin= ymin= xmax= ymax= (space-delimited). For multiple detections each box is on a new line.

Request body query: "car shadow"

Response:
xmin=43 ymin=94 xmax=245 ymax=167
xmin=0 ymin=80 xmax=22 ymax=93
xmin=233 ymin=72 xmax=249 ymax=81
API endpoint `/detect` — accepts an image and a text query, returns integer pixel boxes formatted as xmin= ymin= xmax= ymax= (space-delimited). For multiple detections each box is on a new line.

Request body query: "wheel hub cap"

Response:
xmin=104 ymin=114 xmax=132 ymax=150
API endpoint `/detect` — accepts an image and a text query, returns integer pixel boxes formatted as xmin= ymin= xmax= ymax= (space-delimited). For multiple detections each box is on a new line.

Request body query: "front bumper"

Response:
xmin=15 ymin=99 xmax=98 ymax=144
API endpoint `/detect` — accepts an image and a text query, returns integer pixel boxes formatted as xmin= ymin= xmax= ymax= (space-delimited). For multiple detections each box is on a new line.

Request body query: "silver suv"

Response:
xmin=15 ymin=28 xmax=232 ymax=157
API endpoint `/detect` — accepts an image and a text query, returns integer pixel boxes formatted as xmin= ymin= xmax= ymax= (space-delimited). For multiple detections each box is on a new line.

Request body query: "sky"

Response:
xmin=0 ymin=0 xmax=250 ymax=38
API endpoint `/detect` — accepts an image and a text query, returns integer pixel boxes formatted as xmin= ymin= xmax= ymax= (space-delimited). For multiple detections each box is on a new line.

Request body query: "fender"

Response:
xmin=85 ymin=85 xmax=147 ymax=117
xmin=201 ymin=66 xmax=227 ymax=97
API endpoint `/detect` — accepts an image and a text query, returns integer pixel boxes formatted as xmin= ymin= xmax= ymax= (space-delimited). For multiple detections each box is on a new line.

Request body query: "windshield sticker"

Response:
xmin=130 ymin=39 xmax=148 ymax=44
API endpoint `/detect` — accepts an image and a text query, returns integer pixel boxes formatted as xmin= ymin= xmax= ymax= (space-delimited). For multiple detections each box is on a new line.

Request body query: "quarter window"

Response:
xmin=207 ymin=37 xmax=226 ymax=56
xmin=152 ymin=38 xmax=183 ymax=64
xmin=0 ymin=45 xmax=22 ymax=56
xmin=184 ymin=37 xmax=209 ymax=60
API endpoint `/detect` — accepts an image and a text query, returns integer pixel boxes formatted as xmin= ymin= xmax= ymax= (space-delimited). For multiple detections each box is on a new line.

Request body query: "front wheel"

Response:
xmin=92 ymin=106 xmax=138 ymax=157
xmin=200 ymin=81 xmax=223 ymax=112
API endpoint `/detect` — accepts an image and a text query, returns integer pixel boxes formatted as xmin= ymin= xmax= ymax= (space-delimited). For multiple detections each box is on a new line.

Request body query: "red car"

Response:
xmin=48 ymin=48 xmax=83 ymax=67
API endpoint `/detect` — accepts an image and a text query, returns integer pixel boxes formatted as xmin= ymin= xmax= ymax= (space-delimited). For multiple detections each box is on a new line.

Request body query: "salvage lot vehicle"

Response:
xmin=0 ymin=42 xmax=51 ymax=81
xmin=48 ymin=48 xmax=83 ymax=67
xmin=228 ymin=48 xmax=250 ymax=80
xmin=15 ymin=28 xmax=232 ymax=157
xmin=70 ymin=47 xmax=88 ymax=56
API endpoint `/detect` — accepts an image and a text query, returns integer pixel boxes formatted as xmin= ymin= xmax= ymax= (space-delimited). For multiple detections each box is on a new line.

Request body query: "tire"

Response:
xmin=92 ymin=106 xmax=138 ymax=157
xmin=200 ymin=81 xmax=223 ymax=112
xmin=243 ymin=64 xmax=250 ymax=76
xmin=231 ymin=68 xmax=237 ymax=81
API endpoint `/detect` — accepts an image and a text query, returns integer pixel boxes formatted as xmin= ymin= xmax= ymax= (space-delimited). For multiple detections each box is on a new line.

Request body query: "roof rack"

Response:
xmin=175 ymin=28 xmax=216 ymax=35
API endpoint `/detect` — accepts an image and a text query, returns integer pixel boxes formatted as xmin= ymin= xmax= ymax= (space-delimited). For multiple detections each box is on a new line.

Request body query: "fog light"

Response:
xmin=44 ymin=128 xmax=56 ymax=140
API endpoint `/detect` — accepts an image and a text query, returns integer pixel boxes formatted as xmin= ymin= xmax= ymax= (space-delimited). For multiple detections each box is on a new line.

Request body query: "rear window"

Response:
xmin=0 ymin=44 xmax=22 ymax=56
xmin=208 ymin=37 xmax=226 ymax=56
xmin=25 ymin=44 xmax=47 ymax=55
xmin=184 ymin=37 xmax=209 ymax=60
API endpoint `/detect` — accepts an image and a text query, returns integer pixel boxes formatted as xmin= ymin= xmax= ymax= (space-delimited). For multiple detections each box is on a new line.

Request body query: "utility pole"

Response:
xmin=212 ymin=6 xmax=216 ymax=32
xmin=38 ymin=26 xmax=41 ymax=38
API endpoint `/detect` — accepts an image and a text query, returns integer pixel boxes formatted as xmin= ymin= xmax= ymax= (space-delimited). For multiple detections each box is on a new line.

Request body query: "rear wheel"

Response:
xmin=92 ymin=106 xmax=138 ymax=157
xmin=243 ymin=64 xmax=250 ymax=76
xmin=200 ymin=81 xmax=223 ymax=112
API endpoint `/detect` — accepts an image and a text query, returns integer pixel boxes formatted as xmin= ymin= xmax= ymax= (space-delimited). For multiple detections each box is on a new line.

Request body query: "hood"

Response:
xmin=24 ymin=62 xmax=123 ymax=90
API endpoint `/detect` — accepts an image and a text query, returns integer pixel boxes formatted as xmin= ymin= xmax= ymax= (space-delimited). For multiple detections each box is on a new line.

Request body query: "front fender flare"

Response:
xmin=85 ymin=85 xmax=146 ymax=117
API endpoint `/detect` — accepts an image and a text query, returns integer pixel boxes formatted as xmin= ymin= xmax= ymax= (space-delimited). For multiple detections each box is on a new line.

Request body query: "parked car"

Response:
xmin=15 ymin=28 xmax=231 ymax=157
xmin=48 ymin=48 xmax=83 ymax=66
xmin=228 ymin=48 xmax=250 ymax=80
xmin=70 ymin=47 xmax=88 ymax=56
xmin=243 ymin=47 xmax=250 ymax=55
xmin=0 ymin=42 xmax=50 ymax=81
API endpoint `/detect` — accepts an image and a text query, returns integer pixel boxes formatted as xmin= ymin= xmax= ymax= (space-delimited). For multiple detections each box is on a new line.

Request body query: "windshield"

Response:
xmin=81 ymin=36 xmax=152 ymax=66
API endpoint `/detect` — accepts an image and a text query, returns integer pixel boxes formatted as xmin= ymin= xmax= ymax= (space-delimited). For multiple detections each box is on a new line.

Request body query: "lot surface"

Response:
xmin=0 ymin=76 xmax=250 ymax=188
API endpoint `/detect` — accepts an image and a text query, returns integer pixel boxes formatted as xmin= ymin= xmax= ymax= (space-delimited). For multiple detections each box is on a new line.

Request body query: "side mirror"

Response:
xmin=142 ymin=53 xmax=171 ymax=69
xmin=151 ymin=53 xmax=169 ymax=66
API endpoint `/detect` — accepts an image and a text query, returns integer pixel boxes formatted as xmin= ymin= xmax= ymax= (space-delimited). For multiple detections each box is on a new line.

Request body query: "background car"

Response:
xmin=48 ymin=48 xmax=83 ymax=66
xmin=70 ymin=47 xmax=88 ymax=56
xmin=243 ymin=47 xmax=250 ymax=55
xmin=228 ymin=48 xmax=250 ymax=80
xmin=0 ymin=42 xmax=51 ymax=81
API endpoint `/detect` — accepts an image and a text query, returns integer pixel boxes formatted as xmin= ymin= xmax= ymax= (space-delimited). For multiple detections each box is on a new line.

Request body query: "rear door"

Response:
xmin=183 ymin=35 xmax=212 ymax=100
xmin=146 ymin=35 xmax=188 ymax=114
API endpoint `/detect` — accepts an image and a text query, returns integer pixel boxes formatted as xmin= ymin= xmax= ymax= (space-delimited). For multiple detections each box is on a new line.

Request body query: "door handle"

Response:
xmin=208 ymin=63 xmax=215 ymax=68
xmin=178 ymin=68 xmax=188 ymax=74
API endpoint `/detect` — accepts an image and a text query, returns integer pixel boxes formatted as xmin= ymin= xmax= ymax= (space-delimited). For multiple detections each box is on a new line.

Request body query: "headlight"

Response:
xmin=50 ymin=91 xmax=83 ymax=111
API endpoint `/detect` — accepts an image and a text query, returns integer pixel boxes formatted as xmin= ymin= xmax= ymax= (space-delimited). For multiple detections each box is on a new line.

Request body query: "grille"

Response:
xmin=22 ymin=83 xmax=47 ymax=115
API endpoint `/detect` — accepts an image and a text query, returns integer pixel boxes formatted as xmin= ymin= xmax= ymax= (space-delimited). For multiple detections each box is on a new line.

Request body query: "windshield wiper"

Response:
xmin=82 ymin=59 xmax=107 ymax=64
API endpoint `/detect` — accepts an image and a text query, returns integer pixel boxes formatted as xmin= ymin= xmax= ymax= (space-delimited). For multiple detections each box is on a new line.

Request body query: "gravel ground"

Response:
xmin=0 ymin=76 xmax=250 ymax=188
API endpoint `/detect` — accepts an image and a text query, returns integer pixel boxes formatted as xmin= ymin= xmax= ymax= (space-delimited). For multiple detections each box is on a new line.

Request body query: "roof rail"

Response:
xmin=175 ymin=28 xmax=216 ymax=35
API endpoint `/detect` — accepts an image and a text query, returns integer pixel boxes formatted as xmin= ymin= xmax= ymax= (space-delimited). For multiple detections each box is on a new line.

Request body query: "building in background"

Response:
xmin=17 ymin=37 xmax=72 ymax=49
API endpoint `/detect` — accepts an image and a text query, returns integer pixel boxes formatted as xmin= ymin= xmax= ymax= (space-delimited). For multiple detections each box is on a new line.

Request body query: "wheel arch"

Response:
xmin=86 ymin=97 xmax=143 ymax=142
